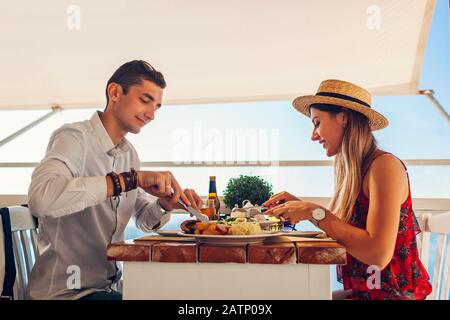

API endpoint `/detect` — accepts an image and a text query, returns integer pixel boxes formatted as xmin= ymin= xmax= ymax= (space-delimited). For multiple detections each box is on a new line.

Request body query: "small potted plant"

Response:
xmin=223 ymin=175 xmax=274 ymax=210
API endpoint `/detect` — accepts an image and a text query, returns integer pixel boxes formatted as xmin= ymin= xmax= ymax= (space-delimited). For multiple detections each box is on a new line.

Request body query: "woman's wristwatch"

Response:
xmin=310 ymin=207 xmax=326 ymax=227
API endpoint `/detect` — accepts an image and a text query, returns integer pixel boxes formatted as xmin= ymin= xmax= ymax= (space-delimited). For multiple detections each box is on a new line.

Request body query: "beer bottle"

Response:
xmin=206 ymin=198 xmax=217 ymax=220
xmin=208 ymin=176 xmax=220 ymax=220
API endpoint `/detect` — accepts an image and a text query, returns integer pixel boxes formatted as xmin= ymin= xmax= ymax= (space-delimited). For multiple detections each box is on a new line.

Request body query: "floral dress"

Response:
xmin=337 ymin=154 xmax=432 ymax=300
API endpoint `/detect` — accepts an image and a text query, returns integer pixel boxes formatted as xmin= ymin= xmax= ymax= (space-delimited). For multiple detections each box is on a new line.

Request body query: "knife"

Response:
xmin=177 ymin=200 xmax=210 ymax=222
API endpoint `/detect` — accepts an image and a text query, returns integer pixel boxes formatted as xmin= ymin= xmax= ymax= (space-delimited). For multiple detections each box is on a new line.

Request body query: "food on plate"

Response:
xmin=180 ymin=220 xmax=198 ymax=234
xmin=259 ymin=215 xmax=283 ymax=231
xmin=180 ymin=220 xmax=231 ymax=235
xmin=230 ymin=210 xmax=247 ymax=218
xmin=229 ymin=215 xmax=282 ymax=231
xmin=252 ymin=214 xmax=266 ymax=222
xmin=228 ymin=222 xmax=262 ymax=235
xmin=194 ymin=222 xmax=231 ymax=235
xmin=179 ymin=217 xmax=265 ymax=235
xmin=217 ymin=217 xmax=262 ymax=235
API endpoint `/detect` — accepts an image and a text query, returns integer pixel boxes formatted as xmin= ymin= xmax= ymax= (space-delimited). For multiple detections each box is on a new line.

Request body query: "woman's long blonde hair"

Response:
xmin=311 ymin=104 xmax=378 ymax=222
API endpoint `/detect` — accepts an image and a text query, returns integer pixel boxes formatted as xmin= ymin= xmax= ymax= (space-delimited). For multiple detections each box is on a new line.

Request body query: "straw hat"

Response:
xmin=292 ymin=79 xmax=388 ymax=130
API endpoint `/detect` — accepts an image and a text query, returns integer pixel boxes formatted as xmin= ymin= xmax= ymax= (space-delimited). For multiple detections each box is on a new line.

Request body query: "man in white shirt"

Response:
xmin=26 ymin=60 xmax=203 ymax=300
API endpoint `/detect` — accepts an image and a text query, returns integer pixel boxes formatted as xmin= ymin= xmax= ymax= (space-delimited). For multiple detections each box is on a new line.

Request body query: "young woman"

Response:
xmin=264 ymin=79 xmax=432 ymax=300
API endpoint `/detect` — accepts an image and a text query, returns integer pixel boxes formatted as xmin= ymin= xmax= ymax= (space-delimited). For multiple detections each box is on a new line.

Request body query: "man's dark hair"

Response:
xmin=105 ymin=60 xmax=166 ymax=105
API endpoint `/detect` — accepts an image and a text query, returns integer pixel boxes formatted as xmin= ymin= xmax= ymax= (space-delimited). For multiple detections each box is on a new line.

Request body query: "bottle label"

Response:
xmin=208 ymin=177 xmax=220 ymax=213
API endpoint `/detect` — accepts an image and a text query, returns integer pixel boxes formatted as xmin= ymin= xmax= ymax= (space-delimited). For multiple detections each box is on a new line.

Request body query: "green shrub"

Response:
xmin=223 ymin=175 xmax=273 ymax=209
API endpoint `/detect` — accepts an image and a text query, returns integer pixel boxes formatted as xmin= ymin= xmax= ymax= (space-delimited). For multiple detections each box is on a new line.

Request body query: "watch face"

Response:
xmin=313 ymin=208 xmax=326 ymax=220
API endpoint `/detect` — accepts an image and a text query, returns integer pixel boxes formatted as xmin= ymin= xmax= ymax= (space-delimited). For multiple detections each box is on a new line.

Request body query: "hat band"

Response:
xmin=316 ymin=92 xmax=371 ymax=108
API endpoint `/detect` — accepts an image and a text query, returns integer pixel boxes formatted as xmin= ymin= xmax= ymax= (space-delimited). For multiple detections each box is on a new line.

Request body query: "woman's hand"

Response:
xmin=262 ymin=191 xmax=300 ymax=208
xmin=264 ymin=201 xmax=321 ymax=224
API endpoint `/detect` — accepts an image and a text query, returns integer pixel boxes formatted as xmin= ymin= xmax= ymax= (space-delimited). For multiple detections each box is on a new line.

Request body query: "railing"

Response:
xmin=1 ymin=158 xmax=448 ymax=209
xmin=1 ymin=195 xmax=448 ymax=215
xmin=0 ymin=159 xmax=449 ymax=168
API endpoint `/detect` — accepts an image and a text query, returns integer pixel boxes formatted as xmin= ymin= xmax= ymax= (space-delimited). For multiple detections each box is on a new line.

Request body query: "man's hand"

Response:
xmin=137 ymin=171 xmax=190 ymax=210
xmin=163 ymin=189 xmax=203 ymax=211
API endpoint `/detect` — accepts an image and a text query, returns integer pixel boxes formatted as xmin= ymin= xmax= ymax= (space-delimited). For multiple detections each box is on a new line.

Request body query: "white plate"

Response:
xmin=281 ymin=231 xmax=323 ymax=238
xmin=177 ymin=231 xmax=283 ymax=245
xmin=155 ymin=230 xmax=183 ymax=237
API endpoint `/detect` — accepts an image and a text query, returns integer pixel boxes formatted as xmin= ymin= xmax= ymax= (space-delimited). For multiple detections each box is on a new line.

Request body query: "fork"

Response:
xmin=177 ymin=200 xmax=210 ymax=222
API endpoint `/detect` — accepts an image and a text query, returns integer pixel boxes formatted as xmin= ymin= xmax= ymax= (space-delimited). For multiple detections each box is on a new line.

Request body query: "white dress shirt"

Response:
xmin=26 ymin=111 xmax=171 ymax=300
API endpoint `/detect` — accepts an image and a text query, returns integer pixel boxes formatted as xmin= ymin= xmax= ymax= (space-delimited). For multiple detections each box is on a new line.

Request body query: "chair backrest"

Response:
xmin=0 ymin=206 xmax=39 ymax=300
xmin=418 ymin=211 xmax=450 ymax=300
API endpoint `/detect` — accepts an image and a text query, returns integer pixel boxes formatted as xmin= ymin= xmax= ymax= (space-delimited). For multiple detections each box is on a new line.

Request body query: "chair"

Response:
xmin=418 ymin=211 xmax=450 ymax=300
xmin=0 ymin=206 xmax=39 ymax=300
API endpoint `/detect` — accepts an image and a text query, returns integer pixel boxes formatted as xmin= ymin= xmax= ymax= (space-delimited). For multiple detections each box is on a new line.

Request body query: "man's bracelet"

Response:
xmin=121 ymin=168 xmax=138 ymax=192
xmin=107 ymin=171 xmax=122 ymax=197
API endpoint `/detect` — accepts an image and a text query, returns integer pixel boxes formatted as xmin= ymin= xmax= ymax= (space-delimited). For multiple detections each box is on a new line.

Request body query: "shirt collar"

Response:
xmin=90 ymin=111 xmax=130 ymax=155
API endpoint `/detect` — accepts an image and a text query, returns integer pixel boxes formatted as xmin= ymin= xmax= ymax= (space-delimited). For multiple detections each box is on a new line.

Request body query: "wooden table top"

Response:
xmin=107 ymin=234 xmax=347 ymax=265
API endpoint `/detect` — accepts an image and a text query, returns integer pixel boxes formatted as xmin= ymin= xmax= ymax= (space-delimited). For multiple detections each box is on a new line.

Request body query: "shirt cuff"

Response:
xmin=149 ymin=201 xmax=172 ymax=229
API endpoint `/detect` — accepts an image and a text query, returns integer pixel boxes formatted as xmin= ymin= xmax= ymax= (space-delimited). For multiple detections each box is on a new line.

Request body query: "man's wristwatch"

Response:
xmin=310 ymin=207 xmax=327 ymax=227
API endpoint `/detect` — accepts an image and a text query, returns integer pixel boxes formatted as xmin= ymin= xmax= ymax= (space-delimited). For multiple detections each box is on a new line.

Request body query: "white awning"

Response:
xmin=0 ymin=0 xmax=436 ymax=110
